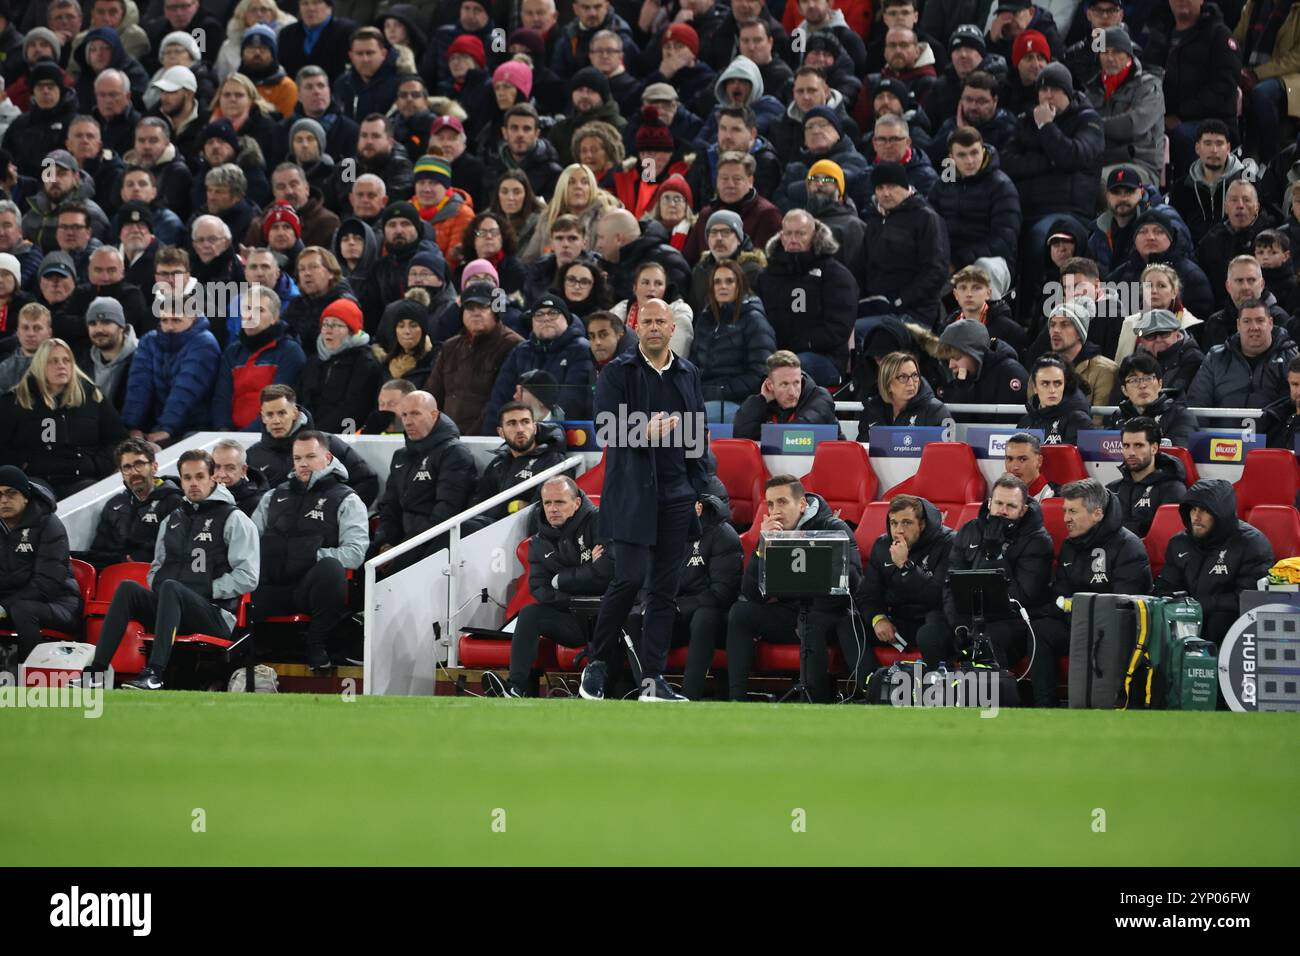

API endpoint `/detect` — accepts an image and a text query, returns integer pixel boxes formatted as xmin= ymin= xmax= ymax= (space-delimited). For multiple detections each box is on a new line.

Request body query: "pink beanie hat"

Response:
xmin=461 ymin=258 xmax=500 ymax=289
xmin=493 ymin=60 xmax=533 ymax=99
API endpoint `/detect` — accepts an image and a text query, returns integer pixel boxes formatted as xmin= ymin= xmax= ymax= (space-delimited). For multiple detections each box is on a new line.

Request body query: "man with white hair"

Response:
xmin=189 ymin=214 xmax=245 ymax=349
xmin=347 ymin=174 xmax=388 ymax=229
xmin=61 ymin=244 xmax=150 ymax=347
xmin=91 ymin=67 xmax=139 ymax=157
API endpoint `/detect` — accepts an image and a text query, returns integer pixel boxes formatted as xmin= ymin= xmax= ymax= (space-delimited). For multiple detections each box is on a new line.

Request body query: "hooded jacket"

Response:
xmin=1 ymin=78 xmax=79 ymax=179
xmin=246 ymin=408 xmax=378 ymax=507
xmin=330 ymin=219 xmax=380 ymax=281
xmin=426 ymin=319 xmax=525 ymax=436
xmin=1087 ymin=187 xmax=1193 ymax=276
xmin=927 ymin=107 xmax=1018 ymax=168
xmin=859 ymin=496 xmax=955 ymax=629
xmin=1045 ymin=491 xmax=1152 ymax=617
xmin=211 ymin=320 xmax=308 ymax=431
xmin=85 ymin=477 xmax=183 ymax=568
xmin=527 ymin=492 xmax=613 ymax=609
xmin=296 ymin=332 xmax=384 ymax=435
xmin=860 ymin=190 xmax=952 ymax=326
xmin=76 ymin=326 xmax=139 ymax=411
xmin=687 ymin=136 xmax=784 ymax=211
xmin=251 ymin=454 xmax=370 ymax=585
xmin=740 ymin=491 xmax=862 ymax=614
xmin=927 ymin=143 xmax=1022 ymax=269
xmin=936 ymin=329 xmax=1030 ymax=406
xmin=1001 ymin=90 xmax=1105 ymax=221
xmin=482 ymin=315 xmax=593 ymax=431
xmin=1018 ymin=388 xmax=1095 ymax=445
xmin=376 ymin=411 xmax=478 ymax=549
xmin=757 ymin=225 xmax=858 ymax=375
xmin=1155 ymin=478 xmax=1274 ymax=617
xmin=732 ymin=370 xmax=840 ymax=440
xmin=465 ymin=432 xmax=568 ymax=530
xmin=1187 ymin=327 xmax=1299 ymax=409
xmin=689 ymin=295 xmax=777 ymax=407
xmin=0 ymin=384 xmax=128 ymax=497
xmin=944 ymin=496 xmax=1055 ymax=627
xmin=1106 ymin=451 xmax=1191 ymax=538
xmin=698 ymin=54 xmax=786 ymax=141
xmin=1263 ymin=393 xmax=1300 ymax=449
xmin=1105 ymin=207 xmax=1216 ymax=320
xmin=122 ymin=315 xmax=221 ymax=437
xmin=1105 ymin=390 xmax=1200 ymax=448
xmin=1168 ymin=153 xmax=1247 ymax=245
xmin=1083 ymin=57 xmax=1165 ymax=179
xmin=72 ymin=27 xmax=150 ymax=113
xmin=859 ymin=381 xmax=952 ymax=434
xmin=0 ymin=480 xmax=81 ymax=611
xmin=358 ymin=234 xmax=441 ymax=329
xmin=148 ymin=481 xmax=260 ymax=628
xmin=675 ymin=493 xmax=743 ymax=618
xmin=21 ymin=179 xmax=112 ymax=255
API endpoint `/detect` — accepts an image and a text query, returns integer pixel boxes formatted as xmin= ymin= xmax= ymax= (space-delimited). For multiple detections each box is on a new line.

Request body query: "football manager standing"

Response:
xmin=580 ymin=299 xmax=710 ymax=703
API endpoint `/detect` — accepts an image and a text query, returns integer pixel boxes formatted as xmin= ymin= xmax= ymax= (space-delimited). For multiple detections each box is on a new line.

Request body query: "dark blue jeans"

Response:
xmin=796 ymin=351 xmax=841 ymax=387
xmin=1249 ymin=78 xmax=1287 ymax=160
xmin=588 ymin=495 xmax=695 ymax=679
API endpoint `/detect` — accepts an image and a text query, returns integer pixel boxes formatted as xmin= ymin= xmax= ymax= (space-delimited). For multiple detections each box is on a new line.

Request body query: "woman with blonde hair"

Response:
xmin=858 ymin=351 xmax=951 ymax=432
xmin=1114 ymin=262 xmax=1203 ymax=363
xmin=216 ymin=0 xmax=296 ymax=81
xmin=520 ymin=163 xmax=621 ymax=262
xmin=209 ymin=72 xmax=282 ymax=162
xmin=0 ymin=338 xmax=127 ymax=498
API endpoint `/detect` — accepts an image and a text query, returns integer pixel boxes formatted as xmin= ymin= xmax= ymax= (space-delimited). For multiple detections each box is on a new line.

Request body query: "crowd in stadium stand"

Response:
xmin=0 ymin=0 xmax=1296 ymax=699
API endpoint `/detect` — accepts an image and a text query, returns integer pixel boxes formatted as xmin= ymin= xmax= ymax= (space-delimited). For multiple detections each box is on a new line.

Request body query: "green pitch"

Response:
xmin=4 ymin=693 xmax=1298 ymax=866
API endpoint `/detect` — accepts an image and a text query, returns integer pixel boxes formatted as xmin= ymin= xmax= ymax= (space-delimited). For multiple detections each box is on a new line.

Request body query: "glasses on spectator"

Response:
xmin=475 ymin=227 xmax=501 ymax=238
xmin=707 ymin=227 xmax=736 ymax=238
xmin=806 ymin=175 xmax=838 ymax=186
xmin=893 ymin=372 xmax=921 ymax=384
xmin=533 ymin=308 xmax=565 ymax=319
xmin=1124 ymin=375 xmax=1159 ymax=387
xmin=120 ymin=459 xmax=153 ymax=473
xmin=565 ymin=275 xmax=594 ymax=287
xmin=321 ymin=319 xmax=350 ymax=331
xmin=660 ymin=194 xmax=685 ymax=205
xmin=0 ymin=488 xmax=25 ymax=500
xmin=875 ymin=135 xmax=907 ymax=144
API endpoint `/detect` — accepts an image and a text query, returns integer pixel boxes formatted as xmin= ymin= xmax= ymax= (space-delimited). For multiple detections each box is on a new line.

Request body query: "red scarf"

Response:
xmin=1102 ymin=62 xmax=1132 ymax=101
xmin=625 ymin=301 xmax=638 ymax=330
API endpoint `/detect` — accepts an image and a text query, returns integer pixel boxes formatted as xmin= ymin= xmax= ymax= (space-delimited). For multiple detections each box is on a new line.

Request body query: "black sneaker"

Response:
xmin=578 ymin=660 xmax=607 ymax=700
xmin=638 ymin=674 xmax=688 ymax=702
xmin=482 ymin=672 xmax=524 ymax=698
xmin=307 ymin=647 xmax=333 ymax=671
xmin=122 ymin=668 xmax=163 ymax=691
xmin=70 ymin=667 xmax=108 ymax=690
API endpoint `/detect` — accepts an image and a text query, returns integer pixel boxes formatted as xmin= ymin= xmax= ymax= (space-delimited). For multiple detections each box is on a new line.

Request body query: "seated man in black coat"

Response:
xmin=80 ymin=437 xmax=182 ymax=569
xmin=211 ymin=438 xmax=270 ymax=517
xmin=490 ymin=476 xmax=613 ymax=698
xmin=917 ymin=474 xmax=1054 ymax=671
xmin=1262 ymin=356 xmax=1300 ymax=449
xmin=725 ymin=474 xmax=861 ymax=703
xmin=0 ymin=466 xmax=82 ymax=660
xmin=463 ymin=401 xmax=569 ymax=535
xmin=1027 ymin=478 xmax=1152 ymax=706
xmin=1106 ymin=417 xmax=1190 ymax=538
xmin=732 ymin=350 xmax=839 ymax=440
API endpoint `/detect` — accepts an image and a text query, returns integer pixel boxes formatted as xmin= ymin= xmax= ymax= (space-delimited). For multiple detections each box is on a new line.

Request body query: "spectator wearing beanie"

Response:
xmin=427 ymin=0 xmax=501 ymax=87
xmin=549 ymin=66 xmax=626 ymax=168
xmin=296 ymin=297 xmax=384 ymax=434
xmin=614 ymin=106 xmax=694 ymax=219
xmin=643 ymin=24 xmax=717 ymax=120
xmin=374 ymin=289 xmax=440 ymax=385
xmin=3 ymin=60 xmax=80 ymax=180
xmin=773 ymin=104 xmax=871 ymax=212
xmin=239 ymin=23 xmax=298 ymax=120
xmin=413 ymin=154 xmax=476 ymax=259
xmin=358 ymin=200 xmax=446 ymax=330
xmin=935 ymin=317 xmax=1030 ymax=406
xmin=1004 ymin=27 xmax=1053 ymax=117
xmin=644 ymin=174 xmax=696 ymax=252
xmin=478 ymin=60 xmax=534 ymax=162
xmin=987 ymin=0 xmax=1065 ymax=68
xmin=261 ymin=200 xmax=304 ymax=269
xmin=434 ymin=32 xmax=493 ymax=138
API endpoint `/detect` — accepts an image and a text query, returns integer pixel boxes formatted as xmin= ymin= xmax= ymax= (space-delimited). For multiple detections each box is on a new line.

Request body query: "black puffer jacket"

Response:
xmin=1155 ymin=479 xmax=1275 ymax=618
xmin=1146 ymin=3 xmax=1242 ymax=134
xmin=1263 ymin=394 xmax=1300 ymax=449
xmin=0 ymin=386 xmax=127 ymax=498
xmin=732 ymin=371 xmax=840 ymax=440
xmin=1105 ymin=208 xmax=1217 ymax=321
xmin=926 ymin=144 xmax=1022 ymax=269
xmin=859 ymin=496 xmax=955 ymax=628
xmin=757 ymin=225 xmax=858 ymax=375
xmin=1105 ymin=391 xmax=1200 ymax=448
xmin=1186 ymin=328 xmax=1299 ymax=409
xmin=0 ymin=480 xmax=81 ymax=611
xmin=675 ymin=493 xmax=743 ymax=618
xmin=689 ymin=296 xmax=776 ymax=405
xmin=858 ymin=382 xmax=951 ymax=433
xmin=606 ymin=221 xmax=693 ymax=305
xmin=466 ymin=435 xmax=568 ymax=528
xmin=860 ymin=191 xmax=951 ymax=326
xmin=1106 ymin=452 xmax=1190 ymax=538
xmin=246 ymin=409 xmax=379 ymax=506
xmin=527 ymin=493 xmax=613 ymax=609
xmin=1 ymin=82 xmax=79 ymax=178
xmin=84 ymin=478 xmax=183 ymax=567
xmin=1197 ymin=209 xmax=1282 ymax=311
xmin=1000 ymin=90 xmax=1105 ymax=221
xmin=376 ymin=412 xmax=478 ymax=549
xmin=740 ymin=492 xmax=861 ymax=615
xmin=1043 ymin=491 xmax=1152 ymax=618
xmin=1149 ymin=335 xmax=1206 ymax=400
xmin=944 ymin=496 xmax=1054 ymax=627
xmin=1017 ymin=388 xmax=1095 ymax=446
xmin=937 ymin=337 xmax=1030 ymax=406
xmin=296 ymin=338 xmax=385 ymax=435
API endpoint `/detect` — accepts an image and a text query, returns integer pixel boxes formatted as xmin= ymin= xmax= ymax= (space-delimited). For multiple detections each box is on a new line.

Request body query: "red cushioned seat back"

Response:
xmin=1040 ymin=444 xmax=1087 ymax=487
xmin=1247 ymin=505 xmax=1300 ymax=560
xmin=1039 ymin=497 xmax=1068 ymax=557
xmin=956 ymin=501 xmax=983 ymax=529
xmin=883 ymin=443 xmax=985 ymax=527
xmin=1143 ymin=504 xmax=1185 ymax=577
xmin=712 ymin=438 xmax=770 ymax=527
xmin=1161 ymin=446 xmax=1198 ymax=486
xmin=800 ymin=441 xmax=878 ymax=526
xmin=576 ymin=449 xmax=605 ymax=506
xmin=855 ymin=501 xmax=890 ymax=558
xmin=1233 ymin=449 xmax=1300 ymax=519
xmin=504 ymin=537 xmax=536 ymax=620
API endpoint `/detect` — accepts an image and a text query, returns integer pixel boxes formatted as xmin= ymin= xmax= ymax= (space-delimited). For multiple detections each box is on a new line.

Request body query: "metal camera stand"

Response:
xmin=777 ymin=601 xmax=816 ymax=704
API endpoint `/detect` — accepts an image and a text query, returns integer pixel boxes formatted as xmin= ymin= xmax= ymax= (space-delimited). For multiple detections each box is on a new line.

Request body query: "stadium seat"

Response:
xmin=739 ymin=502 xmax=767 ymax=569
xmin=1143 ymin=504 xmax=1185 ymax=577
xmin=1233 ymin=449 xmax=1300 ymax=519
xmin=575 ymin=449 xmax=605 ymax=506
xmin=955 ymin=501 xmax=983 ymax=529
xmin=712 ymin=439 xmax=770 ymax=527
xmin=1247 ymin=505 xmax=1300 ymax=560
xmin=85 ymin=561 xmax=151 ymax=616
xmin=666 ymin=646 xmax=726 ymax=672
xmin=883 ymin=442 xmax=985 ymax=527
xmin=1039 ymin=498 xmax=1068 ymax=556
xmin=0 ymin=558 xmax=94 ymax=649
xmin=458 ymin=539 xmax=553 ymax=670
xmin=873 ymin=646 xmax=922 ymax=667
xmin=800 ymin=441 xmax=878 ymax=525
xmin=855 ymin=501 xmax=891 ymax=557
xmin=1040 ymin=444 xmax=1087 ymax=487
xmin=754 ymin=641 xmax=846 ymax=674
xmin=84 ymin=562 xmax=153 ymax=675
xmin=1162 ymin=446 xmax=1198 ymax=486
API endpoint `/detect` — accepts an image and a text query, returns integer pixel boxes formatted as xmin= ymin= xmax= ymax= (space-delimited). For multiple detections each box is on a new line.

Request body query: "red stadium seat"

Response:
xmin=1161 ymin=446 xmax=1198 ymax=486
xmin=666 ymin=646 xmax=726 ymax=672
xmin=883 ymin=442 xmax=986 ymax=527
xmin=85 ymin=561 xmax=151 ymax=616
xmin=1247 ymin=505 xmax=1300 ymax=560
xmin=712 ymin=438 xmax=770 ymax=527
xmin=575 ymin=449 xmax=605 ymax=506
xmin=1039 ymin=497 xmax=1068 ymax=556
xmin=873 ymin=646 xmax=922 ymax=667
xmin=161 ymin=594 xmax=252 ymax=651
xmin=855 ymin=501 xmax=891 ymax=558
xmin=1040 ymin=444 xmax=1088 ymax=487
xmin=754 ymin=641 xmax=846 ymax=674
xmin=956 ymin=501 xmax=983 ymax=529
xmin=739 ymin=502 xmax=767 ymax=569
xmin=84 ymin=562 xmax=153 ymax=674
xmin=1143 ymin=504 xmax=1185 ymax=578
xmin=1234 ymin=449 xmax=1300 ymax=519
xmin=800 ymin=441 xmax=878 ymax=526
xmin=459 ymin=539 xmax=544 ymax=669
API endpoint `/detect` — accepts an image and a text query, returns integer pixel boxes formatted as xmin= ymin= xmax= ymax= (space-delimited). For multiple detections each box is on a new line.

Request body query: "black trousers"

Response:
xmin=589 ymin=496 xmax=695 ymax=679
xmin=251 ymin=558 xmax=350 ymax=651
xmin=1026 ymin=616 xmax=1073 ymax=707
xmin=847 ymin=611 xmax=945 ymax=690
xmin=627 ymin=605 xmax=728 ymax=700
xmin=916 ymin=616 xmax=1029 ymax=671
xmin=725 ymin=599 xmax=855 ymax=702
xmin=508 ymin=602 xmax=593 ymax=689
xmin=1203 ymin=609 xmax=1239 ymax=649
xmin=90 ymin=579 xmax=231 ymax=675
xmin=4 ymin=598 xmax=81 ymax=658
